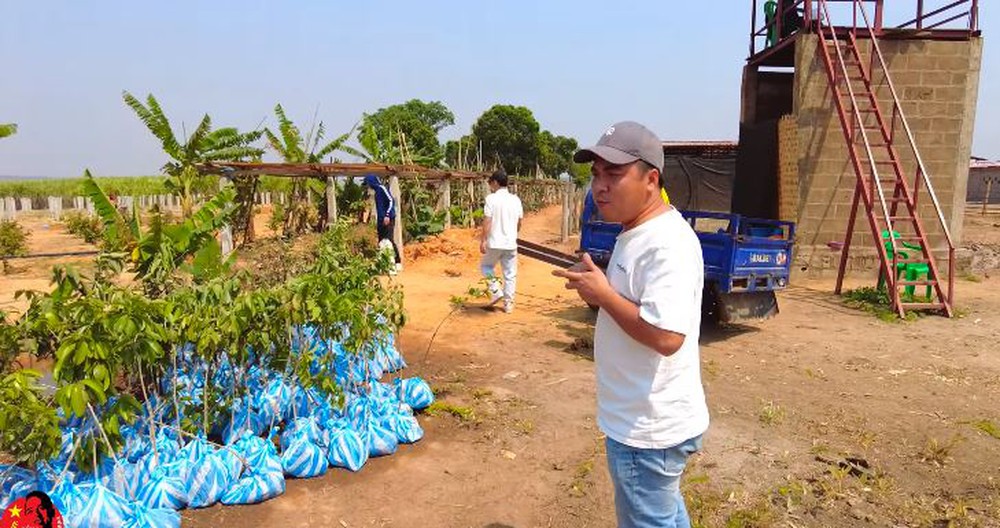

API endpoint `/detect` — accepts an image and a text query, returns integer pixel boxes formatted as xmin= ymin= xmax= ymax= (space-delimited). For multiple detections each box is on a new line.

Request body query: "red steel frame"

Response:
xmin=814 ymin=0 xmax=959 ymax=316
xmin=749 ymin=0 xmax=979 ymax=61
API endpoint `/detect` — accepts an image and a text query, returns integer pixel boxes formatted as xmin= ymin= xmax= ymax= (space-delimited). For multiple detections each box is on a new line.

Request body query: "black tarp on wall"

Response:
xmin=731 ymin=120 xmax=780 ymax=219
xmin=662 ymin=156 xmax=736 ymax=212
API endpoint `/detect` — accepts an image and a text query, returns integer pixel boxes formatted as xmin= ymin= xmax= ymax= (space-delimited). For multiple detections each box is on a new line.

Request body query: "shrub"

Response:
xmin=62 ymin=210 xmax=104 ymax=244
xmin=0 ymin=219 xmax=29 ymax=273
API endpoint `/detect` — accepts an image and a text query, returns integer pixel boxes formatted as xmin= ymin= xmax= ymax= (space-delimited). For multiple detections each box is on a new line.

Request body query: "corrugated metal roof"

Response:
xmin=971 ymin=160 xmax=1000 ymax=169
xmin=661 ymin=141 xmax=738 ymax=149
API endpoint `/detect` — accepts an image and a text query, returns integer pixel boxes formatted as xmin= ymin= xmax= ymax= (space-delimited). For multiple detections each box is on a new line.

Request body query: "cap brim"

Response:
xmin=573 ymin=145 xmax=640 ymax=165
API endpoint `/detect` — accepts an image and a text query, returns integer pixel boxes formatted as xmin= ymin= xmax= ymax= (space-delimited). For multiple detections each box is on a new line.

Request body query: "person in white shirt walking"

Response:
xmin=554 ymin=121 xmax=709 ymax=528
xmin=480 ymin=170 xmax=524 ymax=314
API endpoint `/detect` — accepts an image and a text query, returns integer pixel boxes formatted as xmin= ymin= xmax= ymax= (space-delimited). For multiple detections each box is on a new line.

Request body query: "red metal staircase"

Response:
xmin=813 ymin=0 xmax=955 ymax=317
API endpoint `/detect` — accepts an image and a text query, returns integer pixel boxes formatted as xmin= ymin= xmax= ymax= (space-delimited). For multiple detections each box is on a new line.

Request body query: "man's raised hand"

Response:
xmin=552 ymin=253 xmax=612 ymax=307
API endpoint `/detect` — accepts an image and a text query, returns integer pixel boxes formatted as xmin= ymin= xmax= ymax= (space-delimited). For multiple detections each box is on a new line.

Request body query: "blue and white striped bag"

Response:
xmin=280 ymin=431 xmax=328 ymax=479
xmin=122 ymin=502 xmax=181 ymax=528
xmin=325 ymin=426 xmax=368 ymax=472
xmin=219 ymin=453 xmax=285 ymax=505
xmin=366 ymin=422 xmax=399 ymax=457
xmin=186 ymin=451 xmax=233 ymax=509
xmin=78 ymin=483 xmax=133 ymax=528
xmin=383 ymin=414 xmax=424 ymax=444
xmin=136 ymin=466 xmax=187 ymax=511
xmin=394 ymin=377 xmax=434 ymax=410
xmin=49 ymin=478 xmax=87 ymax=527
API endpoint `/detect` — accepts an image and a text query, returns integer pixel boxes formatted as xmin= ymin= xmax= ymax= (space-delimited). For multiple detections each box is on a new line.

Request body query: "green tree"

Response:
xmin=0 ymin=123 xmax=16 ymax=139
xmin=123 ymin=91 xmax=262 ymax=218
xmin=471 ymin=105 xmax=540 ymax=175
xmin=444 ymin=135 xmax=479 ymax=170
xmin=537 ymin=131 xmax=579 ymax=177
xmin=360 ymin=100 xmax=454 ymax=166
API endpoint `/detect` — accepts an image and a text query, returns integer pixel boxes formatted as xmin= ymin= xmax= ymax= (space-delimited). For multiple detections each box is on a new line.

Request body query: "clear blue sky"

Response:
xmin=0 ymin=1 xmax=995 ymax=177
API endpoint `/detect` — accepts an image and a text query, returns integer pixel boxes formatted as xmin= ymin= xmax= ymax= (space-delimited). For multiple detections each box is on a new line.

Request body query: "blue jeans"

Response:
xmin=605 ymin=435 xmax=703 ymax=528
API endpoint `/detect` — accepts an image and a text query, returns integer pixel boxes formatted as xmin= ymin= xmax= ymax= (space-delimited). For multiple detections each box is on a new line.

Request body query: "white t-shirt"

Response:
xmin=594 ymin=208 xmax=710 ymax=449
xmin=483 ymin=188 xmax=523 ymax=251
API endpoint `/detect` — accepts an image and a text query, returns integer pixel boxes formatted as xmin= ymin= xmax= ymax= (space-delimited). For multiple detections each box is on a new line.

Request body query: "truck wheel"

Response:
xmin=701 ymin=284 xmax=721 ymax=325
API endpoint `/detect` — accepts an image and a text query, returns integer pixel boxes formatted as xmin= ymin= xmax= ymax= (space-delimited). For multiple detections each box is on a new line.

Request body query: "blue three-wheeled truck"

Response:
xmin=579 ymin=191 xmax=796 ymax=324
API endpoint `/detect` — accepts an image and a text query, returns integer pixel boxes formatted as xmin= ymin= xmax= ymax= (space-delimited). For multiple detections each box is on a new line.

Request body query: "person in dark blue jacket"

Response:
xmin=364 ymin=174 xmax=402 ymax=270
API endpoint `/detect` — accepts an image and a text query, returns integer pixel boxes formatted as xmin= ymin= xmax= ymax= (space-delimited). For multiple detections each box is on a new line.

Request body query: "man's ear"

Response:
xmin=648 ymin=168 xmax=661 ymax=189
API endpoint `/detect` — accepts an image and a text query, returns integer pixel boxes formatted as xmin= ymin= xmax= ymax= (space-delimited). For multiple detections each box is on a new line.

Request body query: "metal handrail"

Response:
xmin=855 ymin=1 xmax=955 ymax=248
xmin=816 ymin=0 xmax=896 ymax=248
xmin=751 ymin=0 xmax=978 ymax=59
xmin=896 ymin=0 xmax=978 ymax=31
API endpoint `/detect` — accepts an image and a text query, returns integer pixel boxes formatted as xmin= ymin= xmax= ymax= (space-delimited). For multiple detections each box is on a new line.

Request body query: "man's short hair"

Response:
xmin=636 ymin=160 xmax=659 ymax=180
xmin=489 ymin=170 xmax=508 ymax=187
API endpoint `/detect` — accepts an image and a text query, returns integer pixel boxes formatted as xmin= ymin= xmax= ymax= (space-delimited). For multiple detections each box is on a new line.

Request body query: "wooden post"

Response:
xmin=481 ymin=180 xmax=491 ymax=203
xmin=466 ymin=180 xmax=475 ymax=228
xmin=561 ymin=181 xmax=571 ymax=242
xmin=983 ymin=177 xmax=994 ymax=216
xmin=219 ymin=177 xmax=233 ymax=256
xmin=441 ymin=179 xmax=452 ymax=229
xmin=389 ymin=175 xmax=403 ymax=256
xmin=326 ymin=176 xmax=338 ymax=227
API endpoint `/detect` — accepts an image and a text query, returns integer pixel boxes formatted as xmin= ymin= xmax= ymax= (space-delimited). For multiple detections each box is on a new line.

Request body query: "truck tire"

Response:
xmin=701 ymin=283 xmax=721 ymax=325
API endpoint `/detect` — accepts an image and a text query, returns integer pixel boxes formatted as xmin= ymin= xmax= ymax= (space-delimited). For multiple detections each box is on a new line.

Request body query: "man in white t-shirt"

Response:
xmin=480 ymin=169 xmax=524 ymax=314
xmin=554 ymin=121 xmax=709 ymax=528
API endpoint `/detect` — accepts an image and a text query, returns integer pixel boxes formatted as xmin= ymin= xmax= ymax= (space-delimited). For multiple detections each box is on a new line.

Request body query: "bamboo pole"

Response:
xmin=441 ymin=179 xmax=452 ymax=229
xmin=220 ymin=177 xmax=234 ymax=256
xmin=466 ymin=180 xmax=475 ymax=228
xmin=390 ymin=175 xmax=403 ymax=254
xmin=326 ymin=176 xmax=338 ymax=226
xmin=561 ymin=181 xmax=571 ymax=243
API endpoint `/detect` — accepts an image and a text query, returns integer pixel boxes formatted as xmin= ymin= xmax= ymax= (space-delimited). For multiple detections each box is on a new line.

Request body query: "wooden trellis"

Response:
xmin=196 ymin=162 xmax=576 ymax=255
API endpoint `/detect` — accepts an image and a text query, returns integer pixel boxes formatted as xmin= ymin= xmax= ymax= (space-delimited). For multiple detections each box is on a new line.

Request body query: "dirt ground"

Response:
xmin=2 ymin=207 xmax=1000 ymax=527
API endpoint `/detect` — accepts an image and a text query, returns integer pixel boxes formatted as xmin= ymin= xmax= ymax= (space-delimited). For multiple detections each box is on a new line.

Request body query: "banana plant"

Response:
xmin=354 ymin=119 xmax=436 ymax=167
xmin=123 ymin=91 xmax=262 ymax=217
xmin=82 ymin=170 xmax=236 ymax=297
xmin=264 ymin=104 xmax=356 ymax=234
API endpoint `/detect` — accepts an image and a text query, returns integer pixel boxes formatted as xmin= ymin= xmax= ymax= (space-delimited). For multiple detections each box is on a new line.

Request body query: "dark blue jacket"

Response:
xmin=364 ymin=174 xmax=396 ymax=221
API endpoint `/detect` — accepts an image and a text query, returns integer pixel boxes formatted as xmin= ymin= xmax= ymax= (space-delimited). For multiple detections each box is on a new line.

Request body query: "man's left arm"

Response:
xmin=599 ymin=288 xmax=685 ymax=356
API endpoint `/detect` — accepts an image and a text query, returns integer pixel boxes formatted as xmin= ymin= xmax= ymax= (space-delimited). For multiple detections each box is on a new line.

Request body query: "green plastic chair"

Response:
xmin=764 ymin=0 xmax=778 ymax=48
xmin=878 ymin=230 xmax=931 ymax=299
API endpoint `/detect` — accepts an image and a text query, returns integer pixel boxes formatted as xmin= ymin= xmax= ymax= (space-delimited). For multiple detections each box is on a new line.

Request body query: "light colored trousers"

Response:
xmin=480 ymin=248 xmax=517 ymax=303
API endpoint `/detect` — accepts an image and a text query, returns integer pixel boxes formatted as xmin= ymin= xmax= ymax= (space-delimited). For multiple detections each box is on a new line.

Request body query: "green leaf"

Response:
xmin=81 ymin=170 xmax=124 ymax=243
xmin=82 ymin=379 xmax=106 ymax=404
xmin=93 ymin=364 xmax=110 ymax=389
xmin=190 ymin=238 xmax=223 ymax=281
xmin=70 ymin=385 xmax=86 ymax=417
xmin=107 ymin=414 xmax=120 ymax=437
